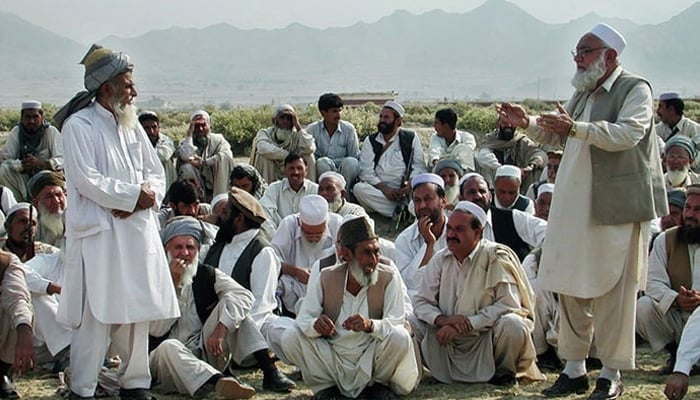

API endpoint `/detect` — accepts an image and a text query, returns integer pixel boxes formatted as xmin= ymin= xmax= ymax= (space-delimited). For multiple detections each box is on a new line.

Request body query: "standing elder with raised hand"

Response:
xmin=55 ymin=44 xmax=179 ymax=400
xmin=498 ymin=23 xmax=666 ymax=399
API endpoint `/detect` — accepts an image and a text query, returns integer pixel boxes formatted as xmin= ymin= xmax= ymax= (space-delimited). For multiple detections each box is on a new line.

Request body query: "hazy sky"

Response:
xmin=2 ymin=0 xmax=697 ymax=44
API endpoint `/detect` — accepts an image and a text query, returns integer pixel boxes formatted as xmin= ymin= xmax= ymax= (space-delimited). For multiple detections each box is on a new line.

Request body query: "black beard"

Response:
xmin=215 ymin=214 xmax=237 ymax=243
xmin=498 ymin=127 xmax=515 ymax=141
xmin=679 ymin=222 xmax=700 ymax=244
xmin=377 ymin=121 xmax=395 ymax=134
xmin=194 ymin=134 xmax=209 ymax=148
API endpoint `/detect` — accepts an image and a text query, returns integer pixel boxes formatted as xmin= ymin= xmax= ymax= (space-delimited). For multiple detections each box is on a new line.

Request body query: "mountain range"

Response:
xmin=1 ymin=0 xmax=699 ymax=108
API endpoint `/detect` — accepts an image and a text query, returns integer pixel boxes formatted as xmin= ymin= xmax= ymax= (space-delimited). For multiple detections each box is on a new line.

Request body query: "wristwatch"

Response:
xmin=568 ymin=122 xmax=577 ymax=137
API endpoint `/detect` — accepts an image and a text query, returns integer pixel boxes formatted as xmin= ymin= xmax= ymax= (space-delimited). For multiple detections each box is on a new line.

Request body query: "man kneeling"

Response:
xmin=413 ymin=201 xmax=544 ymax=385
xmin=282 ymin=216 xmax=420 ymax=400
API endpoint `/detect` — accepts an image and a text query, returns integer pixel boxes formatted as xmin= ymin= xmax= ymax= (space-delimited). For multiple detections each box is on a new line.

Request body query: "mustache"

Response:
xmin=447 ymin=237 xmax=460 ymax=243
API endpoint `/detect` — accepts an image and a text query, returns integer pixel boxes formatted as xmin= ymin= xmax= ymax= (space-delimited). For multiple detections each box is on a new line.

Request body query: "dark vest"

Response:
xmin=664 ymin=227 xmax=693 ymax=292
xmin=320 ymin=262 xmax=393 ymax=323
xmin=491 ymin=207 xmax=530 ymax=261
xmin=512 ymin=195 xmax=530 ymax=212
xmin=203 ymin=231 xmax=270 ymax=290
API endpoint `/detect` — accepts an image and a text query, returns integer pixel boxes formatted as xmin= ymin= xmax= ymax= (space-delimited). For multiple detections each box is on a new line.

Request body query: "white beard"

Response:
xmin=38 ymin=204 xmax=65 ymax=237
xmin=349 ymin=259 xmax=379 ymax=287
xmin=109 ymin=97 xmax=138 ymax=129
xmin=445 ymin=184 xmax=460 ymax=205
xmin=667 ymin=167 xmax=689 ymax=187
xmin=327 ymin=195 xmax=343 ymax=213
xmin=571 ymin=52 xmax=607 ymax=92
xmin=167 ymin=252 xmax=199 ymax=289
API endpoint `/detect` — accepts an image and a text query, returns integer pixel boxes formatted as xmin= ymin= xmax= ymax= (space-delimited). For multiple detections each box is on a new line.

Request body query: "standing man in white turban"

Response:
xmin=56 ymin=44 xmax=180 ymax=400
xmin=499 ymin=23 xmax=667 ymax=399
xmin=0 ymin=100 xmax=63 ymax=202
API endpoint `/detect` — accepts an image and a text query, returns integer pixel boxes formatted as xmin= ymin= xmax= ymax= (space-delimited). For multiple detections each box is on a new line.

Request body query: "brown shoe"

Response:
xmin=215 ymin=377 xmax=255 ymax=399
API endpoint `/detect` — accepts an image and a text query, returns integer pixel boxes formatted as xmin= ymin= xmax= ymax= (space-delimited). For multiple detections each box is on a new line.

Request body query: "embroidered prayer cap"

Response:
xmin=190 ymin=110 xmax=210 ymax=123
xmin=434 ymin=159 xmax=464 ymax=176
xmin=495 ymin=165 xmax=522 ymax=180
xmin=665 ymin=135 xmax=695 ymax=159
xmin=660 ymin=92 xmax=681 ymax=101
xmin=667 ymin=189 xmax=687 ymax=209
xmin=411 ymin=173 xmax=444 ymax=190
xmin=161 ymin=216 xmax=203 ymax=245
xmin=80 ymin=44 xmax=133 ymax=92
xmin=21 ymin=100 xmax=42 ymax=111
xmin=27 ymin=170 xmax=65 ymax=200
xmin=537 ymin=183 xmax=555 ymax=198
xmin=6 ymin=203 xmax=38 ymax=219
xmin=229 ymin=187 xmax=266 ymax=225
xmin=382 ymin=101 xmax=405 ymax=117
xmin=275 ymin=104 xmax=295 ymax=117
xmin=318 ymin=171 xmax=346 ymax=190
xmin=138 ymin=110 xmax=159 ymax=123
xmin=299 ymin=194 xmax=328 ymax=226
xmin=458 ymin=172 xmax=485 ymax=187
xmin=589 ymin=23 xmax=626 ymax=55
xmin=339 ymin=216 xmax=378 ymax=248
xmin=453 ymin=201 xmax=487 ymax=227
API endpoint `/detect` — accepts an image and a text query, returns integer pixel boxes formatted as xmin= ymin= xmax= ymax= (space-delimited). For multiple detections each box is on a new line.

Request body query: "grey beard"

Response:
xmin=667 ymin=167 xmax=689 ymax=187
xmin=167 ymin=252 xmax=199 ymax=289
xmin=327 ymin=195 xmax=344 ymax=213
xmin=445 ymin=184 xmax=460 ymax=205
xmin=109 ymin=97 xmax=138 ymax=129
xmin=571 ymin=52 xmax=607 ymax=92
xmin=349 ymin=259 xmax=378 ymax=287
xmin=38 ymin=208 xmax=64 ymax=237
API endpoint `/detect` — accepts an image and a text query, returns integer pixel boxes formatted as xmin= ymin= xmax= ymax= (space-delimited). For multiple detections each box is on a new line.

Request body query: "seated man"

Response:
xmin=251 ymin=104 xmax=316 ymax=183
xmin=229 ymin=164 xmax=267 ymax=200
xmin=178 ymin=110 xmax=235 ymax=202
xmin=0 ymin=251 xmax=36 ymax=399
xmin=434 ymin=159 xmax=463 ymax=209
xmin=271 ymin=195 xmax=342 ymax=315
xmin=27 ymin=170 xmax=66 ymax=248
xmin=663 ymin=135 xmax=700 ymax=190
xmin=428 ymin=107 xmax=476 ymax=173
xmin=413 ymin=201 xmax=543 ymax=385
xmin=306 ymin=93 xmax=360 ymax=189
xmin=637 ymin=184 xmax=700 ymax=374
xmin=476 ymin=118 xmax=546 ymax=190
xmin=0 ymin=101 xmax=63 ymax=201
xmin=158 ymin=180 xmax=212 ymax=226
xmin=139 ymin=111 xmax=177 ymax=190
xmin=1 ymin=203 xmax=59 ymax=262
xmin=493 ymin=165 xmax=534 ymax=214
xmin=526 ymin=150 xmax=562 ymax=200
xmin=259 ymin=153 xmax=319 ymax=228
xmin=317 ymin=171 xmax=366 ymax=217
xmin=354 ymin=101 xmax=426 ymax=218
xmin=149 ymin=217 xmax=295 ymax=399
xmin=534 ymin=183 xmax=554 ymax=221
xmin=394 ymin=173 xmax=449 ymax=298
xmin=282 ymin=216 xmax=420 ymax=400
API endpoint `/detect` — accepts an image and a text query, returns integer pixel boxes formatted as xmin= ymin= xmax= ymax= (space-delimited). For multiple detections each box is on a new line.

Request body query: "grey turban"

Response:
xmin=54 ymin=44 xmax=134 ymax=129
xmin=160 ymin=216 xmax=204 ymax=245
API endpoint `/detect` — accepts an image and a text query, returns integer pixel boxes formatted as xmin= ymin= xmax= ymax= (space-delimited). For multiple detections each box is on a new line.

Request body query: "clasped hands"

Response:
xmin=314 ymin=313 xmax=372 ymax=337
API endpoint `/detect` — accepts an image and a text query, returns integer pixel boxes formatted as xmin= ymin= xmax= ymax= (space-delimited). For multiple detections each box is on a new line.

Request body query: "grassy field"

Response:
xmin=13 ymin=342 xmax=700 ymax=399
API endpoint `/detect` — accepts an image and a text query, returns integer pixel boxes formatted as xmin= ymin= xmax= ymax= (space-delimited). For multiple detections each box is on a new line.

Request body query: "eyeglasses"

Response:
xmin=571 ymin=47 xmax=608 ymax=58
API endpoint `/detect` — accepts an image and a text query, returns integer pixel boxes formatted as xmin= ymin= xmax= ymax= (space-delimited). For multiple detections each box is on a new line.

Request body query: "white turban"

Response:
xmin=21 ymin=100 xmax=42 ymax=111
xmin=453 ymin=201 xmax=487 ymax=227
xmin=299 ymin=195 xmax=328 ymax=225
xmin=383 ymin=101 xmax=405 ymax=117
xmin=496 ymin=165 xmax=521 ymax=180
xmin=411 ymin=173 xmax=444 ymax=190
xmin=538 ymin=183 xmax=555 ymax=198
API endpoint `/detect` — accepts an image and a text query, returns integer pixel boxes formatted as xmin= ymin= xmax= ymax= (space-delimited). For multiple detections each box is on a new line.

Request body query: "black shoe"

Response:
xmin=68 ymin=392 xmax=95 ymax=400
xmin=361 ymin=383 xmax=397 ymax=400
xmin=588 ymin=378 xmax=623 ymax=400
xmin=537 ymin=347 xmax=564 ymax=372
xmin=0 ymin=376 xmax=19 ymax=399
xmin=314 ymin=386 xmax=345 ymax=400
xmin=542 ymin=373 xmax=590 ymax=397
xmin=488 ymin=373 xmax=517 ymax=386
xmin=661 ymin=353 xmax=677 ymax=375
xmin=119 ymin=388 xmax=155 ymax=400
xmin=262 ymin=369 xmax=296 ymax=392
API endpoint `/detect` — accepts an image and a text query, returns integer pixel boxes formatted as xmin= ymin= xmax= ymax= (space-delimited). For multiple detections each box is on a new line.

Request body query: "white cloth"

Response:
xmin=428 ymin=130 xmax=477 ymax=172
xmin=522 ymin=252 xmax=559 ymax=355
xmin=674 ymin=306 xmax=700 ymax=374
xmin=259 ymin=178 xmax=319 ymax=228
xmin=656 ymin=116 xmax=700 ymax=142
xmin=494 ymin=194 xmax=535 ymax=214
xmin=284 ymin=264 xmax=419 ymax=398
xmin=358 ymin=130 xmax=427 ymax=188
xmin=524 ymin=67 xmax=655 ymax=298
xmin=394 ymin=217 xmax=448 ymax=298
xmin=59 ymin=102 xmax=180 ymax=326
xmin=306 ymin=120 xmax=360 ymax=162
xmin=482 ymin=208 xmax=547 ymax=248
xmin=178 ymin=132 xmax=235 ymax=201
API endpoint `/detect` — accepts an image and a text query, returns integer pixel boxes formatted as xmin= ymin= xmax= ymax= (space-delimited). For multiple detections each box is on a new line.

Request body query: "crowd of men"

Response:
xmin=1 ymin=21 xmax=700 ymax=400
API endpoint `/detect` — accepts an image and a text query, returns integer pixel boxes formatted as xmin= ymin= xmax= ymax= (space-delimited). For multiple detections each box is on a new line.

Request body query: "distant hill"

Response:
xmin=1 ymin=0 xmax=700 ymax=108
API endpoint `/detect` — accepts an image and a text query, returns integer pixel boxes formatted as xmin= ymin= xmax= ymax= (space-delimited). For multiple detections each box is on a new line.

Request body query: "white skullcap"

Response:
xmin=210 ymin=193 xmax=229 ymax=211
xmin=299 ymin=194 xmax=328 ymax=225
xmin=411 ymin=173 xmax=444 ymax=190
xmin=341 ymin=213 xmax=376 ymax=229
xmin=318 ymin=171 xmax=346 ymax=189
xmin=453 ymin=201 xmax=487 ymax=227
xmin=21 ymin=100 xmax=42 ymax=110
xmin=383 ymin=100 xmax=405 ymax=117
xmin=459 ymin=172 xmax=484 ymax=187
xmin=6 ymin=202 xmax=38 ymax=219
xmin=538 ymin=183 xmax=555 ymax=198
xmin=495 ymin=165 xmax=522 ymax=180
xmin=660 ymin=92 xmax=681 ymax=101
xmin=190 ymin=110 xmax=210 ymax=122
xmin=589 ymin=23 xmax=626 ymax=55
xmin=276 ymin=104 xmax=295 ymax=116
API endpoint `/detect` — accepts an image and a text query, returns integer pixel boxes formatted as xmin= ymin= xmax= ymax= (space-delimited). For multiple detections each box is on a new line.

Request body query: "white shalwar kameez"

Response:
xmin=59 ymin=102 xmax=180 ymax=397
